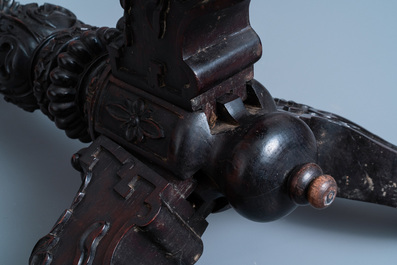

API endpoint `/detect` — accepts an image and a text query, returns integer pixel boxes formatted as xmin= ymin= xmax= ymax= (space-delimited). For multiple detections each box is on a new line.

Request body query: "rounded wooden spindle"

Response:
xmin=289 ymin=163 xmax=337 ymax=209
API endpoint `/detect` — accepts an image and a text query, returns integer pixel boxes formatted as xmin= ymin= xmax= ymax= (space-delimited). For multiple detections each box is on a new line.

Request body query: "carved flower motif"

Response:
xmin=106 ymin=98 xmax=165 ymax=143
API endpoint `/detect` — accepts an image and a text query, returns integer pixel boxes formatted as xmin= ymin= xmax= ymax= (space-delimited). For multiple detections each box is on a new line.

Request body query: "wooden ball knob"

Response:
xmin=307 ymin=174 xmax=337 ymax=209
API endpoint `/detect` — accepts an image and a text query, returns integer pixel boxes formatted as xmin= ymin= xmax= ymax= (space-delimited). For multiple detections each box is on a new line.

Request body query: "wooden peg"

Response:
xmin=307 ymin=174 xmax=337 ymax=209
xmin=289 ymin=163 xmax=337 ymax=209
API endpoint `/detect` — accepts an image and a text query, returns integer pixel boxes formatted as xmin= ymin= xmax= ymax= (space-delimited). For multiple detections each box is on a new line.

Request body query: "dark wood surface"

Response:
xmin=1 ymin=1 xmax=397 ymax=264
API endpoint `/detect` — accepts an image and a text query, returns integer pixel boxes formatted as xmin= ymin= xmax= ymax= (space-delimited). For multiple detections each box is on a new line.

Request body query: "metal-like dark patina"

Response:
xmin=0 ymin=0 xmax=395 ymax=264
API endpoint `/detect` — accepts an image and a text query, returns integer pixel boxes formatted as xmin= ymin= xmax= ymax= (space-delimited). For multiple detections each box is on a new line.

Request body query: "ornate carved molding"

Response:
xmin=0 ymin=0 xmax=82 ymax=111
xmin=30 ymin=135 xmax=207 ymax=265
xmin=40 ymin=27 xmax=120 ymax=142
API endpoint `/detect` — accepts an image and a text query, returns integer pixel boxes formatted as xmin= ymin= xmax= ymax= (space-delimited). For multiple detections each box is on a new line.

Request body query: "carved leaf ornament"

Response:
xmin=106 ymin=98 xmax=165 ymax=142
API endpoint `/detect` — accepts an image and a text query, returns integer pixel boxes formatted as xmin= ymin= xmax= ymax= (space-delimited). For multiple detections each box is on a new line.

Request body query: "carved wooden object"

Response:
xmin=1 ymin=0 xmax=396 ymax=264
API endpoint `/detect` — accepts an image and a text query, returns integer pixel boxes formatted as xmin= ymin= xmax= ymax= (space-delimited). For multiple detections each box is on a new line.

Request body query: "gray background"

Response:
xmin=1 ymin=1 xmax=397 ymax=264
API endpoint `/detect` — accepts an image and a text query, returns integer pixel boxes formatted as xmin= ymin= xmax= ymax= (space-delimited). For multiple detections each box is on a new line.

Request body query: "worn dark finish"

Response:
xmin=0 ymin=0 xmax=396 ymax=264
xmin=31 ymin=135 xmax=207 ymax=264
xmin=0 ymin=0 xmax=87 ymax=112
xmin=276 ymin=98 xmax=397 ymax=208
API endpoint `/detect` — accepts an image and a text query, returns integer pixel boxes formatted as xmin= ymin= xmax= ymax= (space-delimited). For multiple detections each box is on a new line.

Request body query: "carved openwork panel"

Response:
xmin=30 ymin=135 xmax=205 ymax=265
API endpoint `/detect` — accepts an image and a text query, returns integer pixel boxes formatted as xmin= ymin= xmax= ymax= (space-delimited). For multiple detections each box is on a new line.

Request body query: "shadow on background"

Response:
xmin=286 ymin=197 xmax=397 ymax=239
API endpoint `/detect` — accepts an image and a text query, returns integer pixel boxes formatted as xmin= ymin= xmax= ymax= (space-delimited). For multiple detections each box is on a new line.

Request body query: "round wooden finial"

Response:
xmin=307 ymin=174 xmax=337 ymax=209
xmin=289 ymin=163 xmax=337 ymax=209
xmin=289 ymin=163 xmax=323 ymax=205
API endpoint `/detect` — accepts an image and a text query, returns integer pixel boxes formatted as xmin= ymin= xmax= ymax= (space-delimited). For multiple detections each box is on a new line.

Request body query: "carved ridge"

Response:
xmin=29 ymin=147 xmax=99 ymax=265
xmin=0 ymin=0 xmax=19 ymax=14
xmin=74 ymin=221 xmax=110 ymax=265
xmin=38 ymin=27 xmax=120 ymax=142
xmin=0 ymin=1 xmax=82 ymax=111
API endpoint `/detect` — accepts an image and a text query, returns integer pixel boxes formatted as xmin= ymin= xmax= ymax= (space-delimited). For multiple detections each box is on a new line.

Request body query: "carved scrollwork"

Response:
xmin=0 ymin=1 xmax=122 ymax=142
xmin=0 ymin=0 xmax=82 ymax=111
xmin=274 ymin=97 xmax=395 ymax=148
xmin=74 ymin=221 xmax=110 ymax=265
